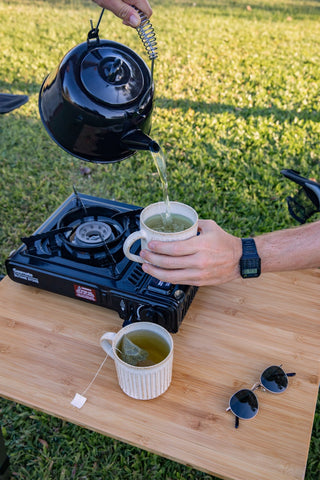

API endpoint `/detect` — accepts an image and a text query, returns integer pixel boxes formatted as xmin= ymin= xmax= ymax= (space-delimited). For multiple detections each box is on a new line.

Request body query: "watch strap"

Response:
xmin=241 ymin=238 xmax=259 ymax=255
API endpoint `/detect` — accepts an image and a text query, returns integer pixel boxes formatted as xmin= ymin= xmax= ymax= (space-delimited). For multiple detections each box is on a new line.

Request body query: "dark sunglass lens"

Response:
xmin=261 ymin=366 xmax=288 ymax=393
xmin=229 ymin=389 xmax=258 ymax=420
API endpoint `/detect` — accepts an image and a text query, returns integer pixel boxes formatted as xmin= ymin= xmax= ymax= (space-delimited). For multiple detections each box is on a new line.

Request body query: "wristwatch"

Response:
xmin=240 ymin=238 xmax=261 ymax=278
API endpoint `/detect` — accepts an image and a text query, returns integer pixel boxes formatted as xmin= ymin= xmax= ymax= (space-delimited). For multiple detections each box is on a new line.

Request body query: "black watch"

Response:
xmin=240 ymin=238 xmax=261 ymax=278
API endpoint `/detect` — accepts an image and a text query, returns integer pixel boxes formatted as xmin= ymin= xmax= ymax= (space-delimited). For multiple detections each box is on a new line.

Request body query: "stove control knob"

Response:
xmin=174 ymin=289 xmax=185 ymax=301
xmin=139 ymin=306 xmax=165 ymax=324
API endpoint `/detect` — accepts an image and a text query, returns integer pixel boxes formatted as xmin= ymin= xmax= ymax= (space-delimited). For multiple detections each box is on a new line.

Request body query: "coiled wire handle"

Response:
xmin=135 ymin=10 xmax=158 ymax=60
xmin=134 ymin=8 xmax=158 ymax=78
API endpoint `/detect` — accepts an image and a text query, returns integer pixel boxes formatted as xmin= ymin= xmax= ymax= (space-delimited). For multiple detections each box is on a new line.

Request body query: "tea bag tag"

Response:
xmin=70 ymin=354 xmax=109 ymax=409
xmin=71 ymin=393 xmax=87 ymax=409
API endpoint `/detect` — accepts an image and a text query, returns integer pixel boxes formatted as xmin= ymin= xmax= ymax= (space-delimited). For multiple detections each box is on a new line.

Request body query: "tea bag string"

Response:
xmin=71 ymin=353 xmax=109 ymax=409
xmin=81 ymin=353 xmax=109 ymax=396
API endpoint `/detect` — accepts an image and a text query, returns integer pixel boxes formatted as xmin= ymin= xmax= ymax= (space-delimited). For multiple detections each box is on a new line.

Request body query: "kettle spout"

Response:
xmin=120 ymin=129 xmax=160 ymax=153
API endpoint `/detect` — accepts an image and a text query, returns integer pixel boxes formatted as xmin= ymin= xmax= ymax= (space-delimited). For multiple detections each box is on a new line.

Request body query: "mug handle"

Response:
xmin=123 ymin=231 xmax=147 ymax=263
xmin=100 ymin=332 xmax=116 ymax=360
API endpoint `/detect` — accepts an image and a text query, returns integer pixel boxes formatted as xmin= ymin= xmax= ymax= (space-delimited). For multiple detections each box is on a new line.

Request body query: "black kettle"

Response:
xmin=39 ymin=10 xmax=159 ymax=163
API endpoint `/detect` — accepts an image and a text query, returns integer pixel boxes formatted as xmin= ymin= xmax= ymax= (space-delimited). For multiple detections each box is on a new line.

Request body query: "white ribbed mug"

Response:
xmin=123 ymin=201 xmax=198 ymax=263
xmin=100 ymin=322 xmax=173 ymax=400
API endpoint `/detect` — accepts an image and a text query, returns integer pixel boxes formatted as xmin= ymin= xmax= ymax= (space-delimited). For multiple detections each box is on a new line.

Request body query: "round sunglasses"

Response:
xmin=226 ymin=365 xmax=296 ymax=428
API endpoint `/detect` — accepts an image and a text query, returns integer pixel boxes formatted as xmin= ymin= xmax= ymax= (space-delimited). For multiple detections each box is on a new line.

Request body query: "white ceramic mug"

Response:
xmin=100 ymin=322 xmax=174 ymax=400
xmin=123 ymin=201 xmax=198 ymax=263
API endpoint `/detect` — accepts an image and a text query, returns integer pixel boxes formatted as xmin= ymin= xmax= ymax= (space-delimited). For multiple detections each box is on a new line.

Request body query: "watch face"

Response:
xmin=240 ymin=258 xmax=261 ymax=278
xmin=243 ymin=267 xmax=259 ymax=276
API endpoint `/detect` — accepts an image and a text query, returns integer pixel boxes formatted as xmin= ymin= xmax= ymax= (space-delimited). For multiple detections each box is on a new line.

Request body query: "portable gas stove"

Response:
xmin=5 ymin=191 xmax=197 ymax=332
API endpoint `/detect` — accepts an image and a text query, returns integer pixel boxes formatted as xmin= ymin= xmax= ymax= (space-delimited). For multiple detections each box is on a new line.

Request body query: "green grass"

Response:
xmin=0 ymin=0 xmax=319 ymax=478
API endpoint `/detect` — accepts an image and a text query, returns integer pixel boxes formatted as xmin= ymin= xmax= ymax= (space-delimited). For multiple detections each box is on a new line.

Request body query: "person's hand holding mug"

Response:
xmin=92 ymin=0 xmax=152 ymax=27
xmin=140 ymin=219 xmax=243 ymax=287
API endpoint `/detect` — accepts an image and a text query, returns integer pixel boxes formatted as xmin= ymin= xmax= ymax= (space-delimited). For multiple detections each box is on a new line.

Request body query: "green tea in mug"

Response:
xmin=145 ymin=213 xmax=193 ymax=233
xmin=116 ymin=330 xmax=170 ymax=367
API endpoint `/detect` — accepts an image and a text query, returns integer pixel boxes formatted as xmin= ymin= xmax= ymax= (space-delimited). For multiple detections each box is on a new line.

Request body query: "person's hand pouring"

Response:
xmin=92 ymin=0 xmax=152 ymax=27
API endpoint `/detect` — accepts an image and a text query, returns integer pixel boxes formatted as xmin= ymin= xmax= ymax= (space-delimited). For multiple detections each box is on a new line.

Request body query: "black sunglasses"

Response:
xmin=226 ymin=365 xmax=296 ymax=428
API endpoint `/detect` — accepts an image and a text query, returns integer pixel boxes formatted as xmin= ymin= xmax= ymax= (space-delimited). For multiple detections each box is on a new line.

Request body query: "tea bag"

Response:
xmin=120 ymin=335 xmax=149 ymax=366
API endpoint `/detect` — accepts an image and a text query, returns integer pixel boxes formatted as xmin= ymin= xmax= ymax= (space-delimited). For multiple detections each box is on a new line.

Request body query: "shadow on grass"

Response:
xmin=0 ymin=79 xmax=42 ymax=97
xmin=156 ymin=96 xmax=320 ymax=123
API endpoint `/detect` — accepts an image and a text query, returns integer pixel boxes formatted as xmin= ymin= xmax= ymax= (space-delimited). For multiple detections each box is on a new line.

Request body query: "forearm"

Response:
xmin=140 ymin=219 xmax=320 ymax=287
xmin=255 ymin=220 xmax=320 ymax=273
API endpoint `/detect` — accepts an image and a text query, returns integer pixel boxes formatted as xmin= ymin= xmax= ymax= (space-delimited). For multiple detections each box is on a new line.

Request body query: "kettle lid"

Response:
xmin=80 ymin=42 xmax=147 ymax=107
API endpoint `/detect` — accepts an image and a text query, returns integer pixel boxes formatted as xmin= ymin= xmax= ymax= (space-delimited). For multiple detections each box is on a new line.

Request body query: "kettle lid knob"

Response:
xmin=104 ymin=58 xmax=124 ymax=83
xmin=80 ymin=42 xmax=148 ymax=108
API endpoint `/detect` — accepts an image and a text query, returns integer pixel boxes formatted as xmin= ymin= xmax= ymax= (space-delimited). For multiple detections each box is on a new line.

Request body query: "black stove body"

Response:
xmin=5 ymin=193 xmax=197 ymax=332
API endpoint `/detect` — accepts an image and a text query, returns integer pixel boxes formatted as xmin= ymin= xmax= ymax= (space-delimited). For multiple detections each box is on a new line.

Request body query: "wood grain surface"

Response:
xmin=0 ymin=270 xmax=319 ymax=480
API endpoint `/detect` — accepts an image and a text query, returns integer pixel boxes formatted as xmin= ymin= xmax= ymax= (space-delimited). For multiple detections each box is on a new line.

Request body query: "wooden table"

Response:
xmin=0 ymin=271 xmax=319 ymax=480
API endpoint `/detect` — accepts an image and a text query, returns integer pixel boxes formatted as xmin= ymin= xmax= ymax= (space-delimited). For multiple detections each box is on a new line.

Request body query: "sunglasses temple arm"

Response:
xmin=286 ymin=372 xmax=296 ymax=377
xmin=226 ymin=406 xmax=240 ymax=428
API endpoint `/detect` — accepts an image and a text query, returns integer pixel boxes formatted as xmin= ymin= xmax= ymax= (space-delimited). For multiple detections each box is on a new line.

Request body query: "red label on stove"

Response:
xmin=74 ymin=284 xmax=97 ymax=302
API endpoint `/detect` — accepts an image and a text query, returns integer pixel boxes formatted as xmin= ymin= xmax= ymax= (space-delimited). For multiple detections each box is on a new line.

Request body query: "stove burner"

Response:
xmin=53 ymin=205 xmax=131 ymax=267
xmin=74 ymin=221 xmax=112 ymax=245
